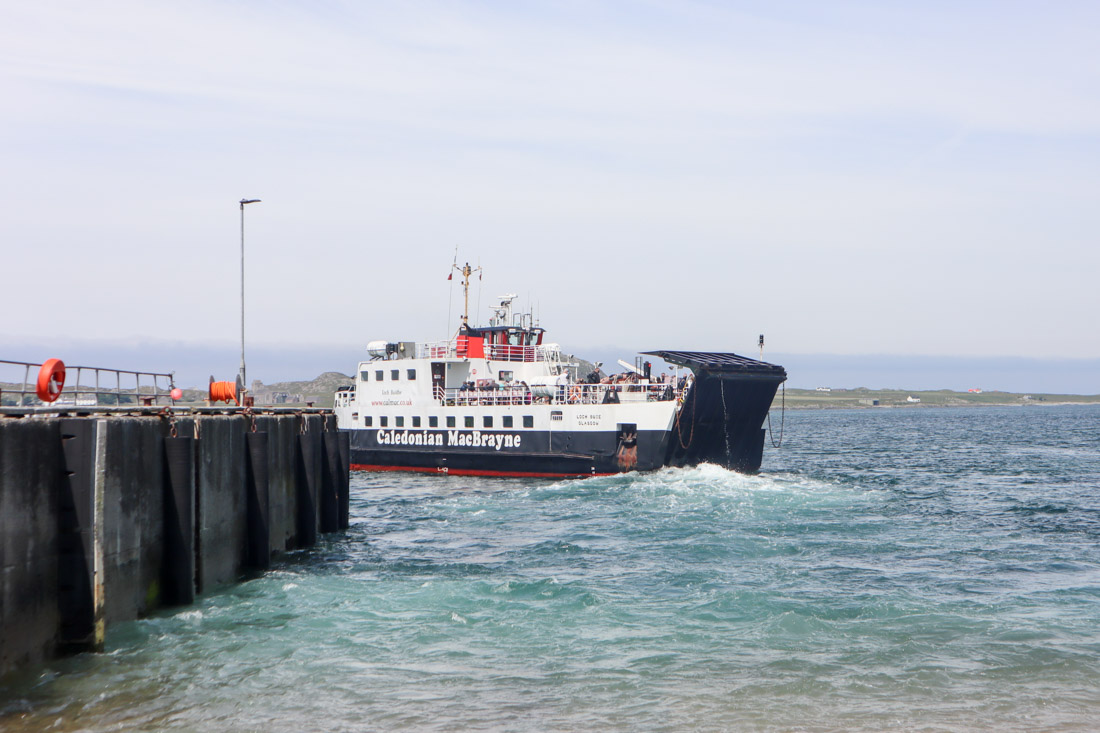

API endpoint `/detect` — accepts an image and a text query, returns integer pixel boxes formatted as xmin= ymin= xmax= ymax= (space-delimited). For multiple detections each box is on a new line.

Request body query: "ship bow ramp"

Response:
xmin=644 ymin=350 xmax=787 ymax=473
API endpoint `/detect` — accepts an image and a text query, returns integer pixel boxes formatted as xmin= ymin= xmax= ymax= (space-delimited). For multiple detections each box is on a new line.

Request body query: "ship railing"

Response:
xmin=564 ymin=382 xmax=681 ymax=405
xmin=441 ymin=386 xmax=535 ymax=407
xmin=1 ymin=358 xmax=176 ymax=408
xmin=485 ymin=344 xmax=549 ymax=362
xmin=418 ymin=341 xmax=457 ymax=359
xmin=333 ymin=387 xmax=355 ymax=408
xmin=416 ymin=341 xmax=558 ymax=363
xmin=435 ymin=382 xmax=681 ymax=407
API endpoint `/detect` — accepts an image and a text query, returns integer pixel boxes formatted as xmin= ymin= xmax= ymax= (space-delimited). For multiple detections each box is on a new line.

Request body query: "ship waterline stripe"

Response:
xmin=349 ymin=463 xmax=614 ymax=478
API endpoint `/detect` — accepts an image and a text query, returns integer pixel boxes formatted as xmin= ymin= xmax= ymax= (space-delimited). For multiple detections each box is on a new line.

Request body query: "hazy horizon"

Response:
xmin=2 ymin=337 xmax=1096 ymax=395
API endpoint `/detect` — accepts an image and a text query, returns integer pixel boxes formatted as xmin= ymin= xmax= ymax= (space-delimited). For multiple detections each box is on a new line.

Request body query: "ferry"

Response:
xmin=333 ymin=265 xmax=787 ymax=478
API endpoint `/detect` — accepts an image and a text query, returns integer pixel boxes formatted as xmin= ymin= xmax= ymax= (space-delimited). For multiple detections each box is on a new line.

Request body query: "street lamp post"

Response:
xmin=239 ymin=198 xmax=261 ymax=389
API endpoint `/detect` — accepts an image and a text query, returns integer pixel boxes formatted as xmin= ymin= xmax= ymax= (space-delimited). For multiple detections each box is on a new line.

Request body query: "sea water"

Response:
xmin=2 ymin=405 xmax=1099 ymax=731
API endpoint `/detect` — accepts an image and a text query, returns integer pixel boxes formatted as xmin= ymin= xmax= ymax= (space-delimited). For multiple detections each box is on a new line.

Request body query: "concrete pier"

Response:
xmin=0 ymin=409 xmax=349 ymax=678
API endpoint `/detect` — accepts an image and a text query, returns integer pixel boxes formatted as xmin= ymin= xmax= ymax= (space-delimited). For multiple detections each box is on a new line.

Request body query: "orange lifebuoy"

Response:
xmin=36 ymin=358 xmax=66 ymax=402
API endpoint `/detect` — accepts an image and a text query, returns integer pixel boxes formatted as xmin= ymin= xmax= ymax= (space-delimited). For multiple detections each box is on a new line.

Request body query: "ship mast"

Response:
xmin=451 ymin=261 xmax=482 ymax=328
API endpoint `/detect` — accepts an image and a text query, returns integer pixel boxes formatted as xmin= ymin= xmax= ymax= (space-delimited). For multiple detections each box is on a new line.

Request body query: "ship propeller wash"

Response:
xmin=334 ymin=266 xmax=787 ymax=477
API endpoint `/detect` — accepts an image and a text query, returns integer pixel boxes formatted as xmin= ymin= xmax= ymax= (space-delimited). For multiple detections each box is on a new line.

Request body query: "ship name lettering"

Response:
xmin=445 ymin=430 xmax=521 ymax=450
xmin=375 ymin=429 xmax=443 ymax=447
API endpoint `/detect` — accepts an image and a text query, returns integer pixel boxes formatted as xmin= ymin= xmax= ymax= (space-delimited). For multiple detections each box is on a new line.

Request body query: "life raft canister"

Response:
xmin=36 ymin=358 xmax=66 ymax=402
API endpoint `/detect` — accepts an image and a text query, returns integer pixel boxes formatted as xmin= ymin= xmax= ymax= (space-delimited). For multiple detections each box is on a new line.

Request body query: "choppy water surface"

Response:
xmin=3 ymin=405 xmax=1100 ymax=731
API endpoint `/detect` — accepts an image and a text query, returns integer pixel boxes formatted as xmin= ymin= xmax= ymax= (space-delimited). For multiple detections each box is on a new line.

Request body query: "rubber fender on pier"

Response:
xmin=295 ymin=432 xmax=319 ymax=548
xmin=58 ymin=418 xmax=98 ymax=652
xmin=245 ymin=431 xmax=271 ymax=570
xmin=162 ymin=436 xmax=195 ymax=605
xmin=336 ymin=429 xmax=350 ymax=530
xmin=320 ymin=428 xmax=341 ymax=533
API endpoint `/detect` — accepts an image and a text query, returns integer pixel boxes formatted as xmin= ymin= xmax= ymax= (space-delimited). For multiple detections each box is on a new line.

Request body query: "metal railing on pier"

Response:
xmin=0 ymin=359 xmax=176 ymax=408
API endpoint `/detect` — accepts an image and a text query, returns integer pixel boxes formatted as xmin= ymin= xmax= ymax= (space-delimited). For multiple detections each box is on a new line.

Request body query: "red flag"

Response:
xmin=447 ymin=273 xmax=453 ymax=280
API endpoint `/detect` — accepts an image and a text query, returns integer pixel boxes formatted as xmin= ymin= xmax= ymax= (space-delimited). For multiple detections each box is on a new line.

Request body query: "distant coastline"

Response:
xmin=5 ymin=373 xmax=1096 ymax=412
xmin=771 ymin=387 xmax=1100 ymax=410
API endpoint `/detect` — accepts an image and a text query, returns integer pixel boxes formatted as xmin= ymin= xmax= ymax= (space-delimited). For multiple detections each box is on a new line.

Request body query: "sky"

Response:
xmin=2 ymin=2 xmax=1098 ymax=391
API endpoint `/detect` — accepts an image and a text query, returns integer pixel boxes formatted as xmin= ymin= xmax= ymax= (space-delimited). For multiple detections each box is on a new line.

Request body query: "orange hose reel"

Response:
xmin=209 ymin=378 xmax=239 ymax=405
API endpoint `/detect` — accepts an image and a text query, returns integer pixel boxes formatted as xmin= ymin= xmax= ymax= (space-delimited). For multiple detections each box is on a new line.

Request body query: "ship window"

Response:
xmin=429 ymin=416 xmax=439 ymax=428
xmin=380 ymin=416 xmax=388 ymax=427
xmin=360 ymin=371 xmax=369 ymax=381
xmin=375 ymin=370 xmax=383 ymax=381
xmin=503 ymin=415 xmax=513 ymax=428
xmin=413 ymin=416 xmax=421 ymax=428
xmin=446 ymin=416 xmax=456 ymax=428
xmin=551 ymin=411 xmax=563 ymax=421
xmin=391 ymin=369 xmax=400 ymax=381
xmin=483 ymin=416 xmax=493 ymax=428
xmin=364 ymin=416 xmax=372 ymax=427
xmin=499 ymin=370 xmax=513 ymax=382
xmin=396 ymin=416 xmax=404 ymax=427
xmin=407 ymin=369 xmax=416 ymax=380
xmin=523 ymin=415 xmax=534 ymax=428
xmin=464 ymin=416 xmax=474 ymax=428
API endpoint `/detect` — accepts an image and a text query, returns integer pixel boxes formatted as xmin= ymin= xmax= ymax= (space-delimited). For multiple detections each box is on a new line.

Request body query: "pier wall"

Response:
xmin=0 ymin=419 xmax=62 ymax=678
xmin=0 ymin=411 xmax=349 ymax=678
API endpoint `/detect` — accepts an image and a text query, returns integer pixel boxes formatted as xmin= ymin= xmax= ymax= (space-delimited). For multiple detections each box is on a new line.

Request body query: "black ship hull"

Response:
xmin=347 ymin=427 xmax=671 ymax=478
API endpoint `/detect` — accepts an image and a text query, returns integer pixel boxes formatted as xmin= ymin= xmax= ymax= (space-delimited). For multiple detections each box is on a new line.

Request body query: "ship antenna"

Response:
xmin=475 ymin=258 xmax=483 ymax=327
xmin=452 ymin=260 xmax=482 ymax=328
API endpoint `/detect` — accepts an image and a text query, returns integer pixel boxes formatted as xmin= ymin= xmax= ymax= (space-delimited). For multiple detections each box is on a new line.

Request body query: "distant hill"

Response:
xmin=250 ymin=371 xmax=353 ymax=408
